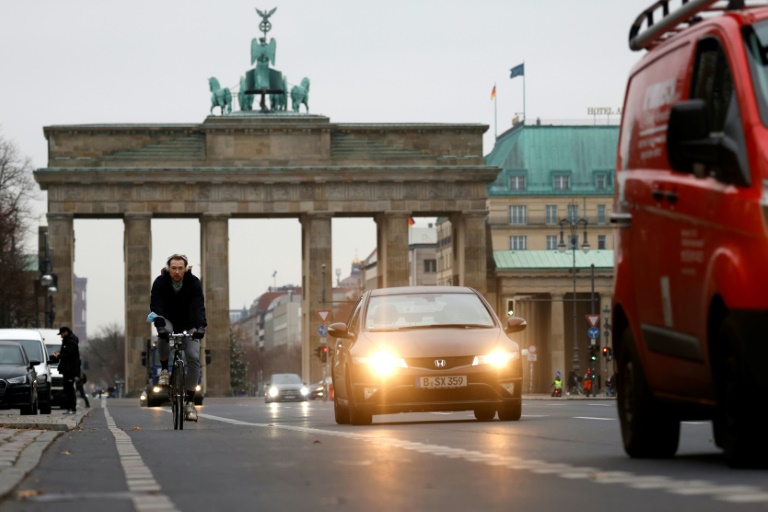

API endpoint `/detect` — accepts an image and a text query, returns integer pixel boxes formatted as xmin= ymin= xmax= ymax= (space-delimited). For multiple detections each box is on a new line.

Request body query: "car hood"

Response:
xmin=0 ymin=364 xmax=30 ymax=379
xmin=355 ymin=327 xmax=518 ymax=357
xmin=270 ymin=382 xmax=305 ymax=390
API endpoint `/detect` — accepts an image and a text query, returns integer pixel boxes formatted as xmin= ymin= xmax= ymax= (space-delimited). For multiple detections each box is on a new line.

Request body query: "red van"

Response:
xmin=613 ymin=0 xmax=768 ymax=467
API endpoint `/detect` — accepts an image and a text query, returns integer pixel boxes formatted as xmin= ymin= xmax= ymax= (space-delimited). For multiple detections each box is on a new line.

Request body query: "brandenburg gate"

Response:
xmin=34 ymin=114 xmax=499 ymax=395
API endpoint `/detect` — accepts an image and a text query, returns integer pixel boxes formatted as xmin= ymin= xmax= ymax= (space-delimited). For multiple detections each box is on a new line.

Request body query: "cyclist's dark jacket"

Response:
xmin=53 ymin=332 xmax=81 ymax=378
xmin=150 ymin=268 xmax=207 ymax=332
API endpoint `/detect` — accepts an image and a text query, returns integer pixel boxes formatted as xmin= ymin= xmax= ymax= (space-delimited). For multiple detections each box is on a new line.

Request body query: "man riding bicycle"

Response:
xmin=150 ymin=254 xmax=207 ymax=422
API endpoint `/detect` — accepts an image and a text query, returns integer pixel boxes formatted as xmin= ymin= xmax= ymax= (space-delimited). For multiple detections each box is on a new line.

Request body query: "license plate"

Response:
xmin=416 ymin=376 xmax=467 ymax=389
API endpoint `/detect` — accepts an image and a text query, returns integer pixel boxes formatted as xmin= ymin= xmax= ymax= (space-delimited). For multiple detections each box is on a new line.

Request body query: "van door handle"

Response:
xmin=665 ymin=192 xmax=678 ymax=204
xmin=651 ymin=189 xmax=665 ymax=202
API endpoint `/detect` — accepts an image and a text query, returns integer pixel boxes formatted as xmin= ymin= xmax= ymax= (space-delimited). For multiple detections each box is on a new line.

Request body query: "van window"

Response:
xmin=13 ymin=339 xmax=44 ymax=362
xmin=744 ymin=20 xmax=768 ymax=126
xmin=690 ymin=38 xmax=734 ymax=132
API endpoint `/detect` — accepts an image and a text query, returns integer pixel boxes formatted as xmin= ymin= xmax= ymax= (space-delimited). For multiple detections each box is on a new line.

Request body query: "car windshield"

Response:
xmin=364 ymin=292 xmax=495 ymax=331
xmin=0 ymin=346 xmax=24 ymax=365
xmin=271 ymin=374 xmax=302 ymax=385
xmin=744 ymin=20 xmax=768 ymax=127
xmin=13 ymin=340 xmax=43 ymax=362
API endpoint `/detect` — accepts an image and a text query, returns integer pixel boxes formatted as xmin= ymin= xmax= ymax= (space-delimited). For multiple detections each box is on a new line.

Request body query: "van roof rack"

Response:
xmin=629 ymin=0 xmax=767 ymax=51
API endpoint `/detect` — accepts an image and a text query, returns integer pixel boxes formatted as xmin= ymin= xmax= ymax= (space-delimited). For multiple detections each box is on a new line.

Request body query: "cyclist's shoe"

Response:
xmin=157 ymin=370 xmax=170 ymax=386
xmin=185 ymin=402 xmax=198 ymax=422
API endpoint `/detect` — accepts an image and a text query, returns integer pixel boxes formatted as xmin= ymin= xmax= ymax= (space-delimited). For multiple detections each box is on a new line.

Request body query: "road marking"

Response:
xmin=574 ymin=416 xmax=615 ymax=421
xmin=195 ymin=411 xmax=768 ymax=506
xmin=103 ymin=404 xmax=178 ymax=512
xmin=588 ymin=403 xmax=612 ymax=407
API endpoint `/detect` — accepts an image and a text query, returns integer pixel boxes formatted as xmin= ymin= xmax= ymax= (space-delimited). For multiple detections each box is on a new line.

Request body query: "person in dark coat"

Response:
xmin=52 ymin=326 xmax=81 ymax=414
xmin=150 ymin=254 xmax=207 ymax=422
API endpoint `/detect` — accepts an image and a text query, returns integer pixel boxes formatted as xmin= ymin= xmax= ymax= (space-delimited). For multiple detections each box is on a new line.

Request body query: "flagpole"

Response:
xmin=523 ymin=61 xmax=526 ymax=125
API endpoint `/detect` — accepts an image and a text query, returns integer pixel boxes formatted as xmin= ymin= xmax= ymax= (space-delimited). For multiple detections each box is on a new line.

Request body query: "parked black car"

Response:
xmin=0 ymin=341 xmax=39 ymax=415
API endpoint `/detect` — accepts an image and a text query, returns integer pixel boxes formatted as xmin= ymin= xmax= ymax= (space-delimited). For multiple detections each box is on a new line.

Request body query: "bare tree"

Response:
xmin=80 ymin=323 xmax=125 ymax=389
xmin=0 ymin=132 xmax=38 ymax=327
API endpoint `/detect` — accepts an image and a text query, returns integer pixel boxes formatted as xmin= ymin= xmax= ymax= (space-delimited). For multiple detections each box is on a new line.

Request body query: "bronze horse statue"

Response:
xmin=209 ymin=77 xmax=232 ymax=115
xmin=290 ymin=77 xmax=310 ymax=113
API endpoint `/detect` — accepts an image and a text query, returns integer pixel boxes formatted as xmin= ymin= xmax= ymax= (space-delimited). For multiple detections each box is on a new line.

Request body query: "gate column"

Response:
xmin=201 ymin=213 xmax=231 ymax=396
xmin=550 ymin=292 xmax=566 ymax=388
xmin=47 ymin=213 xmax=74 ymax=329
xmin=375 ymin=212 xmax=409 ymax=288
xmin=300 ymin=213 xmax=332 ymax=384
xmin=124 ymin=213 xmax=152 ymax=395
xmin=459 ymin=211 xmax=488 ymax=294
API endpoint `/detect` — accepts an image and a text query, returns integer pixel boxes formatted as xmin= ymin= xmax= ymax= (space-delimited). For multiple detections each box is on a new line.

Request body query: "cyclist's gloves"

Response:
xmin=193 ymin=327 xmax=205 ymax=339
xmin=156 ymin=326 xmax=170 ymax=340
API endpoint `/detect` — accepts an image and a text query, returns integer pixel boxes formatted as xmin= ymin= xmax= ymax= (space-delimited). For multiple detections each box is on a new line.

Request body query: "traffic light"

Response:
xmin=602 ymin=346 xmax=609 ymax=358
xmin=506 ymin=299 xmax=515 ymax=317
xmin=602 ymin=346 xmax=613 ymax=361
xmin=321 ymin=346 xmax=329 ymax=363
xmin=589 ymin=345 xmax=597 ymax=362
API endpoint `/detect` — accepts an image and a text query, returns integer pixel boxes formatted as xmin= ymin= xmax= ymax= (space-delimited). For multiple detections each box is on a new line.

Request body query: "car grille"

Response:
xmin=405 ymin=356 xmax=475 ymax=370
xmin=51 ymin=376 xmax=64 ymax=387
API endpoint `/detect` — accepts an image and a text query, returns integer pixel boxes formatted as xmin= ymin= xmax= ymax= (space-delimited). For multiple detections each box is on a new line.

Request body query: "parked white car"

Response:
xmin=0 ymin=329 xmax=54 ymax=414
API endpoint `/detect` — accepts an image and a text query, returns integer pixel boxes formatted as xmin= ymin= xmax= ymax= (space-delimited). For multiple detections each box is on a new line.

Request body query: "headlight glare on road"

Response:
xmin=7 ymin=376 xmax=26 ymax=384
xmin=355 ymin=352 xmax=407 ymax=376
xmin=268 ymin=386 xmax=279 ymax=398
xmin=473 ymin=350 xmax=516 ymax=367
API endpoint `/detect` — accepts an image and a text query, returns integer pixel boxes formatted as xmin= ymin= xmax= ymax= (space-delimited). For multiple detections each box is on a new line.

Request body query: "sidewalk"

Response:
xmin=0 ymin=403 xmax=91 ymax=500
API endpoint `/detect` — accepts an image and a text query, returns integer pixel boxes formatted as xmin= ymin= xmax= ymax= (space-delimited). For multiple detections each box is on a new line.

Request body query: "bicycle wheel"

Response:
xmin=172 ymin=361 xmax=185 ymax=430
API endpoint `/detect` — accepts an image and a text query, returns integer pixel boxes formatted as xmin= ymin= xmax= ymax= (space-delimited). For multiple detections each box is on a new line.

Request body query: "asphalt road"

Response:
xmin=0 ymin=397 xmax=766 ymax=512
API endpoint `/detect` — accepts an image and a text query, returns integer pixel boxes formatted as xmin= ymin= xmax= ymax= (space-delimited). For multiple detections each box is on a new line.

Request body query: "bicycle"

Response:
xmin=168 ymin=332 xmax=193 ymax=430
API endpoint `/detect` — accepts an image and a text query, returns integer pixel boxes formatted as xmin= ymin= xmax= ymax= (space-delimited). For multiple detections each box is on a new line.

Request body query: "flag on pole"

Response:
xmin=510 ymin=63 xmax=525 ymax=79
xmin=408 ymin=216 xmax=415 ymax=227
xmin=490 ymin=84 xmax=496 ymax=100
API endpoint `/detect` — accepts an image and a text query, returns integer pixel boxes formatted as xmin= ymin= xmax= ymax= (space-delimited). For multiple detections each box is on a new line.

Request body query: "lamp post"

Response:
xmin=40 ymin=232 xmax=57 ymax=328
xmin=558 ymin=212 xmax=590 ymax=374
xmin=335 ymin=268 xmax=341 ymax=286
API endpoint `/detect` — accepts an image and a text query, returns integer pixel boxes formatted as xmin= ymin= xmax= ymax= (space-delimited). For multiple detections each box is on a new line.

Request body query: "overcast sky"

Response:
xmin=0 ymin=0 xmax=651 ymax=337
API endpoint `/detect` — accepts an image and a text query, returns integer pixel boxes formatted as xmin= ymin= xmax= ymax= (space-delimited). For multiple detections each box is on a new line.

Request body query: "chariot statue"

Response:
xmin=244 ymin=7 xmax=287 ymax=112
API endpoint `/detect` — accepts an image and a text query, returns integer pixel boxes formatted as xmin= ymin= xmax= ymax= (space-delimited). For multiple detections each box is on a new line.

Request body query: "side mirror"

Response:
xmin=328 ymin=322 xmax=354 ymax=340
xmin=505 ymin=316 xmax=528 ymax=334
xmin=29 ymin=360 xmax=40 ymax=368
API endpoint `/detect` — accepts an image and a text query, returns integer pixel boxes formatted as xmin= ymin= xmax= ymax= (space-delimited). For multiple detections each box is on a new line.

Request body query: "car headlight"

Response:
xmin=7 ymin=376 xmax=26 ymax=384
xmin=268 ymin=386 xmax=278 ymax=397
xmin=300 ymin=387 xmax=309 ymax=396
xmin=36 ymin=374 xmax=47 ymax=384
xmin=354 ymin=352 xmax=407 ymax=376
xmin=140 ymin=394 xmax=146 ymax=401
xmin=152 ymin=386 xmax=162 ymax=393
xmin=195 ymin=384 xmax=202 ymax=392
xmin=473 ymin=350 xmax=518 ymax=367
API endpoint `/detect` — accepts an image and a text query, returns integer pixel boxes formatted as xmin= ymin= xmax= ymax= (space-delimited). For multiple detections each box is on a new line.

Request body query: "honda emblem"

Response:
xmin=434 ymin=359 xmax=446 ymax=368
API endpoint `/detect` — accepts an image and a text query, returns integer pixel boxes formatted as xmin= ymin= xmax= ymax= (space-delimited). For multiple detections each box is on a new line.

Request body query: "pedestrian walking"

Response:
xmin=76 ymin=370 xmax=90 ymax=408
xmin=51 ymin=326 xmax=81 ymax=414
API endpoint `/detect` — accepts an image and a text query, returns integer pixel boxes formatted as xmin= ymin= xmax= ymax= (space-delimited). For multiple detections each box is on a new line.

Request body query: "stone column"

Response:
xmin=300 ymin=213 xmax=332 ymax=384
xmin=549 ymin=293 xmax=566 ymax=388
xmin=599 ymin=293 xmax=613 ymax=387
xmin=375 ymin=212 xmax=409 ymax=288
xmin=47 ymin=213 xmax=74 ymax=329
xmin=449 ymin=214 xmax=465 ymax=286
xmin=200 ymin=214 xmax=230 ymax=397
xmin=123 ymin=213 xmax=152 ymax=396
xmin=459 ymin=211 xmax=488 ymax=294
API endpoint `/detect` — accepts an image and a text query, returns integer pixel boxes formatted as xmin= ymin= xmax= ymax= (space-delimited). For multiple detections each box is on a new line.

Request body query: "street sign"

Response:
xmin=586 ymin=314 xmax=600 ymax=327
xmin=317 ymin=310 xmax=331 ymax=323
xmin=527 ymin=354 xmax=538 ymax=362
xmin=318 ymin=325 xmax=328 ymax=336
xmin=588 ymin=327 xmax=600 ymax=339
xmin=319 ymin=336 xmax=327 ymax=345
xmin=528 ymin=345 xmax=537 ymax=354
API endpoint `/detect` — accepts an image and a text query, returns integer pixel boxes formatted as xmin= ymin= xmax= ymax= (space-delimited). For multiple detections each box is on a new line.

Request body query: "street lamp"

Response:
xmin=335 ymin=268 xmax=341 ymax=286
xmin=558 ymin=211 xmax=590 ymax=374
xmin=40 ymin=232 xmax=57 ymax=328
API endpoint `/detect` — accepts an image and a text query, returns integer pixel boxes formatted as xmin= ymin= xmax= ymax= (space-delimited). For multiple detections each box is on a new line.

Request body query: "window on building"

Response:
xmin=509 ymin=175 xmax=526 ymax=191
xmin=546 ymin=205 xmax=558 ymax=225
xmin=510 ymin=236 xmax=528 ymax=250
xmin=598 ymin=235 xmax=607 ymax=250
xmin=553 ymin=175 xmax=571 ymax=190
xmin=423 ymin=259 xmax=436 ymax=273
xmin=597 ymin=205 xmax=607 ymax=225
xmin=546 ymin=235 xmax=558 ymax=250
xmin=567 ymin=204 xmax=579 ymax=222
xmin=509 ymin=205 xmax=527 ymax=225
xmin=596 ymin=173 xmax=608 ymax=190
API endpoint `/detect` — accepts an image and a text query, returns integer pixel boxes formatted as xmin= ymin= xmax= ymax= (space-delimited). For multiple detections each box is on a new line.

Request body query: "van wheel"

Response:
xmin=617 ymin=328 xmax=679 ymax=458
xmin=347 ymin=375 xmax=372 ymax=426
xmin=39 ymin=386 xmax=52 ymax=414
xmin=334 ymin=395 xmax=349 ymax=424
xmin=715 ymin=318 xmax=768 ymax=468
